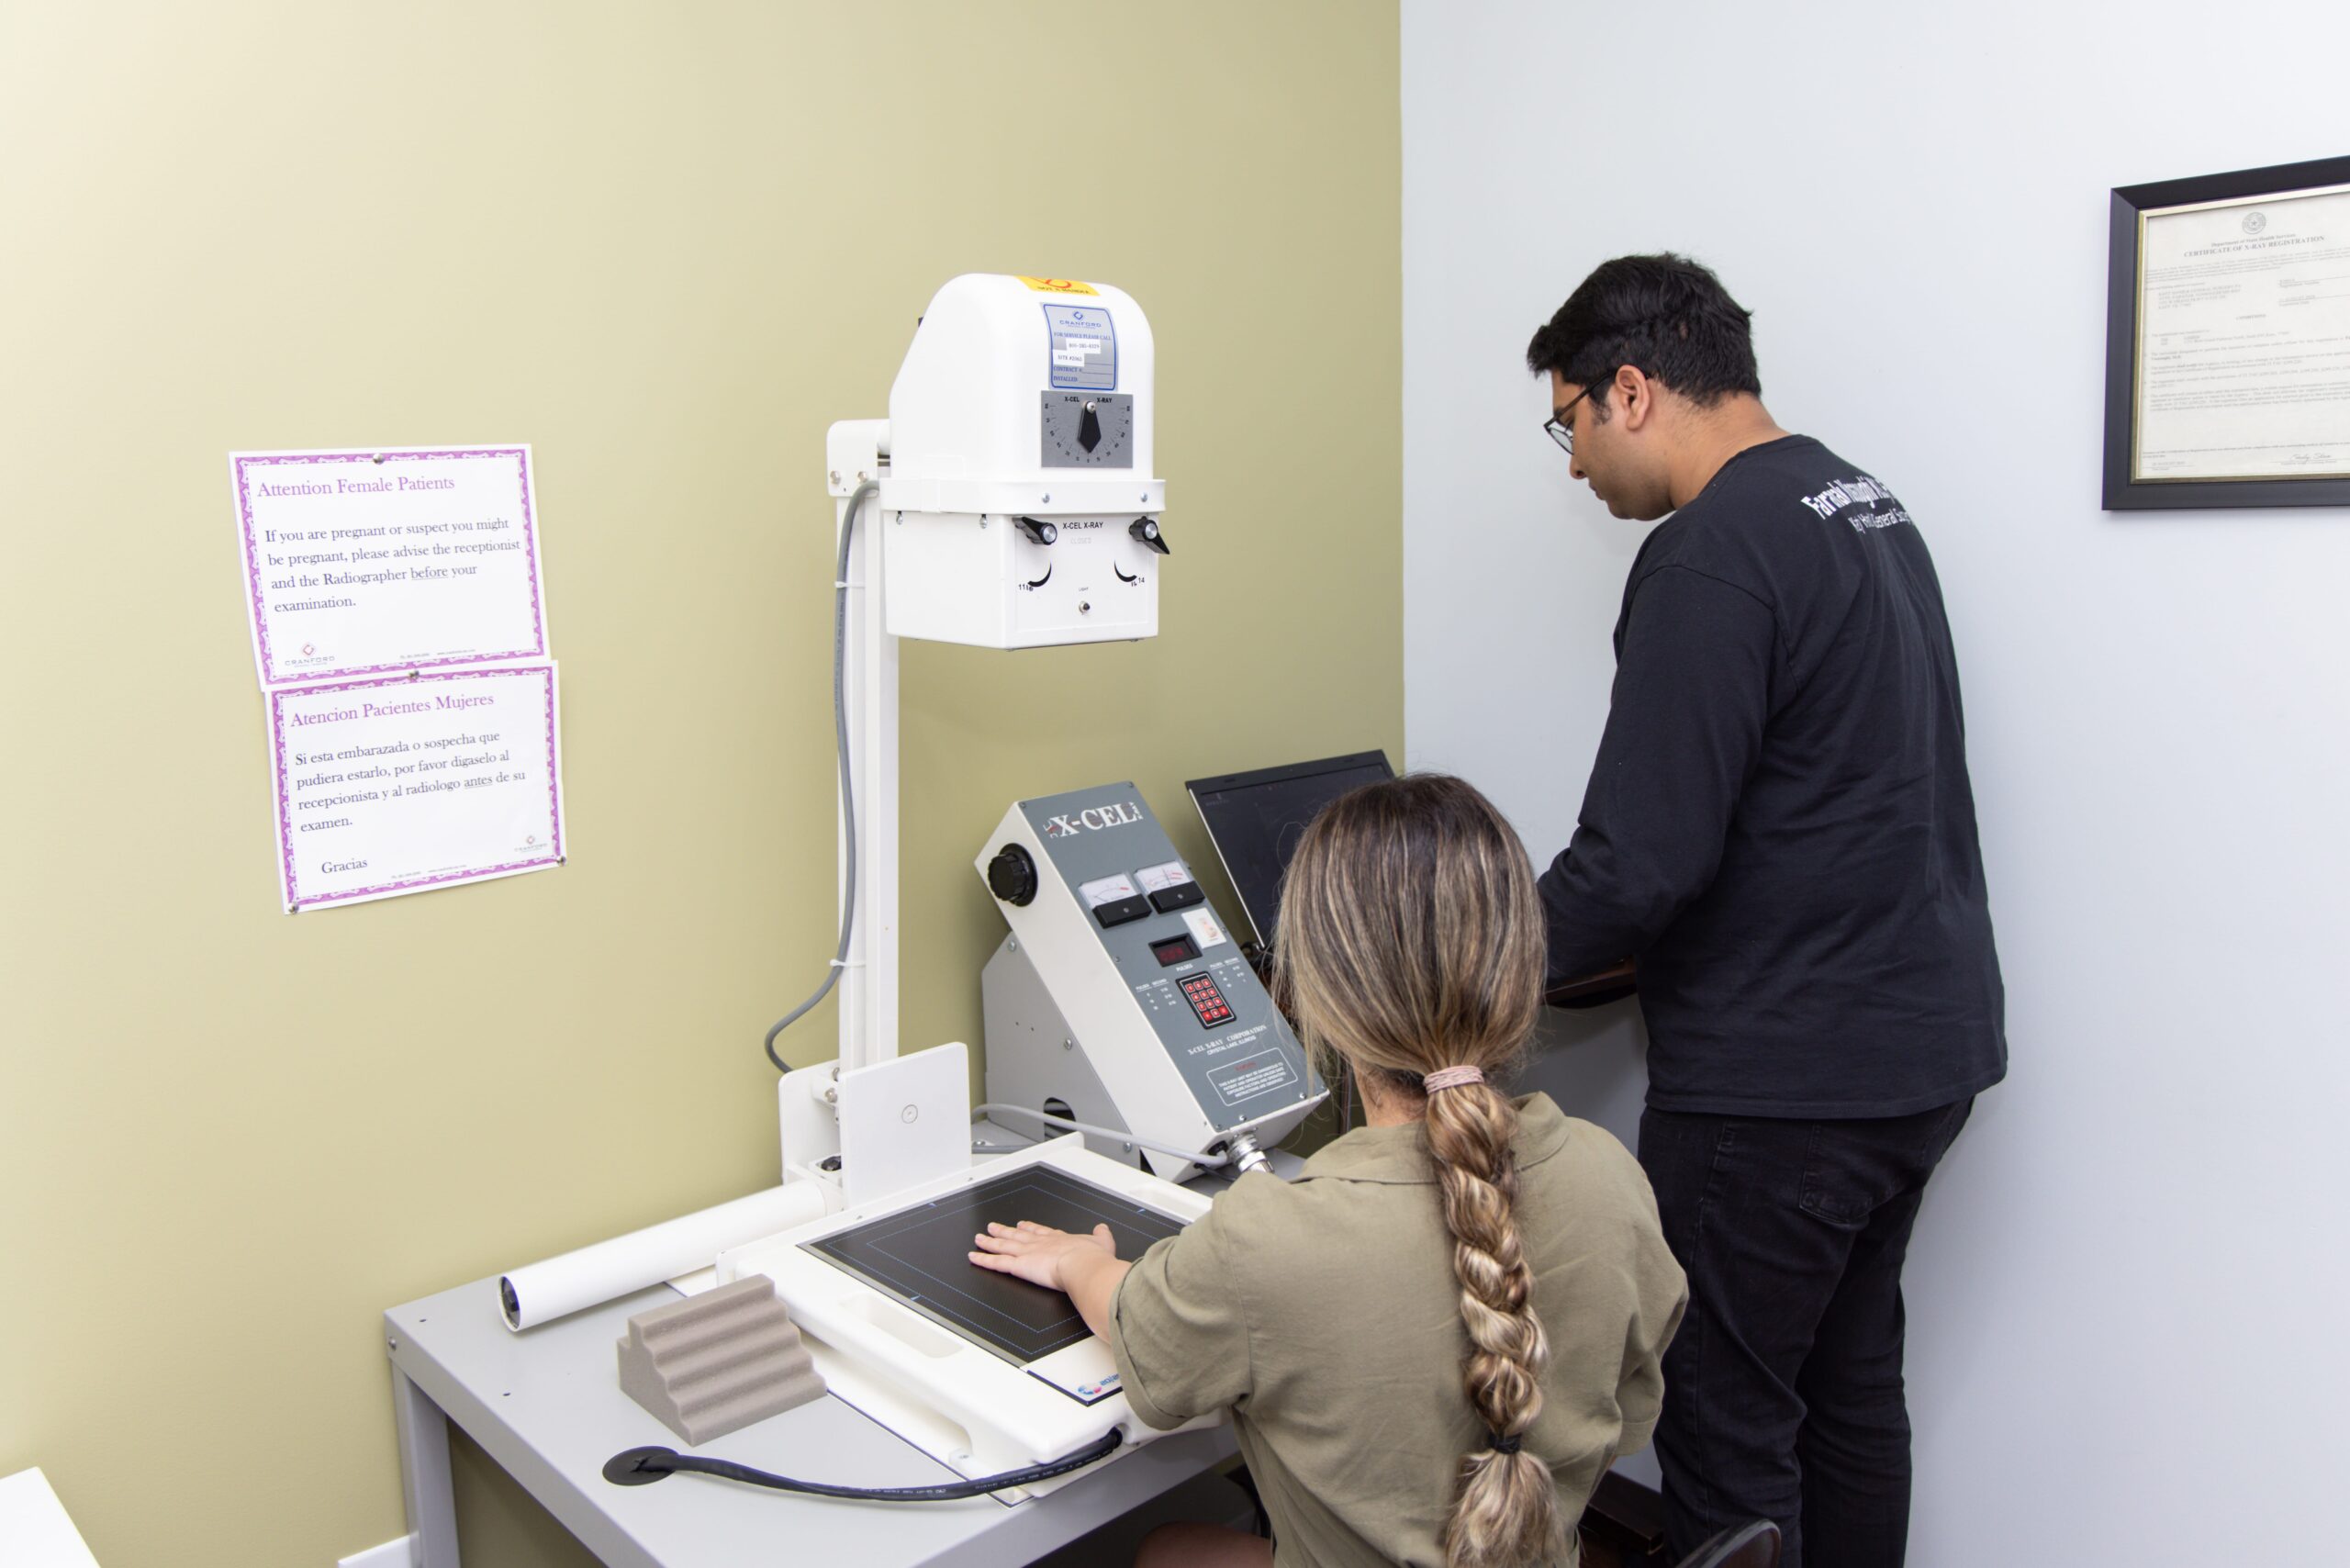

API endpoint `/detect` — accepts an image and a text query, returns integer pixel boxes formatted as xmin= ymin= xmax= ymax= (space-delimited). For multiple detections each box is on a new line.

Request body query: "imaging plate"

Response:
xmin=804 ymin=1166 xmax=1183 ymax=1368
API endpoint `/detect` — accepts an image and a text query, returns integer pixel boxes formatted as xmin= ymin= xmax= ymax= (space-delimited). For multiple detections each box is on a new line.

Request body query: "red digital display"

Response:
xmin=1150 ymin=934 xmax=1200 ymax=967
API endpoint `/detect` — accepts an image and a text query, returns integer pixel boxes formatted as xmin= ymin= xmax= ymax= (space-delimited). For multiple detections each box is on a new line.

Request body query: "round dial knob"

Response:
xmin=987 ymin=845 xmax=1038 ymax=906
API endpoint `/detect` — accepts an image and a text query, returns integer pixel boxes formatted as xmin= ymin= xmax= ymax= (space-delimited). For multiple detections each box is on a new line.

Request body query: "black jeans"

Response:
xmin=1637 ymin=1098 xmax=1974 ymax=1568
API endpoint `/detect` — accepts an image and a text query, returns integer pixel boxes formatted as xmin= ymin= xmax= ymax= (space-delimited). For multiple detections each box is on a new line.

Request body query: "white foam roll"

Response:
xmin=499 ymin=1182 xmax=830 ymax=1331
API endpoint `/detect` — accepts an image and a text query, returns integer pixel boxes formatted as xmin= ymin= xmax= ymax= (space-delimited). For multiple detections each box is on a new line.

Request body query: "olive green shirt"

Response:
xmin=1108 ymin=1094 xmax=1686 ymax=1568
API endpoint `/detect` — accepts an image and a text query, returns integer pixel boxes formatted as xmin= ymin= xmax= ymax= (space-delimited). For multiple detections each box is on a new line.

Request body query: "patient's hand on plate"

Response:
xmin=968 ymin=1220 xmax=1119 ymax=1293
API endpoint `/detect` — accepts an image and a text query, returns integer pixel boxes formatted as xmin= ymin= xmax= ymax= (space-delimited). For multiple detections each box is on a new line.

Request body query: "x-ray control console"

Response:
xmin=978 ymin=783 xmax=1326 ymax=1181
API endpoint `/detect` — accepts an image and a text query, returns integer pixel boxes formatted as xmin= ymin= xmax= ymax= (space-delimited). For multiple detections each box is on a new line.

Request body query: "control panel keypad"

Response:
xmin=1178 ymin=972 xmax=1234 ymax=1028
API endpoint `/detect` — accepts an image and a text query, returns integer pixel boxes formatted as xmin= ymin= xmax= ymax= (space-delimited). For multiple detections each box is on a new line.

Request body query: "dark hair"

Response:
xmin=1525 ymin=252 xmax=1760 ymax=415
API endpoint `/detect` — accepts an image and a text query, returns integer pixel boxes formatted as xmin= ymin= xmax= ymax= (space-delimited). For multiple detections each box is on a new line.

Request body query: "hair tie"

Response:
xmin=1422 ymin=1065 xmax=1485 ymax=1092
xmin=1485 ymin=1430 xmax=1522 ymax=1454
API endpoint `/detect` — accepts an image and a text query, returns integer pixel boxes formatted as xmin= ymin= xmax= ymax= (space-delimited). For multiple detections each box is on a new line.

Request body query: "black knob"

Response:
xmin=1129 ymin=518 xmax=1170 ymax=555
xmin=1078 ymin=401 xmax=1102 ymax=453
xmin=1015 ymin=516 xmax=1058 ymax=546
xmin=987 ymin=845 xmax=1038 ymax=906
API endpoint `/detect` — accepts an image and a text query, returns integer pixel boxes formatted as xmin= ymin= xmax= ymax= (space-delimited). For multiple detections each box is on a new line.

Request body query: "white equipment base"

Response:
xmin=718 ymin=1135 xmax=1213 ymax=1499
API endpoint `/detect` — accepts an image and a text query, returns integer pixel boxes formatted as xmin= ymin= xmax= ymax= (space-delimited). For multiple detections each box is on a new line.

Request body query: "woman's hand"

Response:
xmin=968 ymin=1220 xmax=1120 ymax=1292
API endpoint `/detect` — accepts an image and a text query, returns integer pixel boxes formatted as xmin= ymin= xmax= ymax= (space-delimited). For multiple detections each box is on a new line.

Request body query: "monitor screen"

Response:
xmin=1186 ymin=751 xmax=1395 ymax=948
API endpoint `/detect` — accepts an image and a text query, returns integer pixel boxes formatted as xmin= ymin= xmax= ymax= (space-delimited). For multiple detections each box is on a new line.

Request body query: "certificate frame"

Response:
xmin=2102 ymin=153 xmax=2350 ymax=510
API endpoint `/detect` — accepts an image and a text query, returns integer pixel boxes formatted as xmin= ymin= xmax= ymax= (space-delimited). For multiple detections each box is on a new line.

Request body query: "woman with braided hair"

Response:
xmin=971 ymin=775 xmax=1686 ymax=1567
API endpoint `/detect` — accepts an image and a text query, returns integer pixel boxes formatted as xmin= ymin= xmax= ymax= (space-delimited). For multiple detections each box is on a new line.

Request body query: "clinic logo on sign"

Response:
xmin=2244 ymin=210 xmax=2268 ymax=236
xmin=1045 ymin=802 xmax=1144 ymax=838
xmin=301 ymin=643 xmax=316 ymax=656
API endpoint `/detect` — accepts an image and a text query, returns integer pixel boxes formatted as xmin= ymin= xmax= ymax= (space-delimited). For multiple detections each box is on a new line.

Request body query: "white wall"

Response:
xmin=1403 ymin=3 xmax=2350 ymax=1560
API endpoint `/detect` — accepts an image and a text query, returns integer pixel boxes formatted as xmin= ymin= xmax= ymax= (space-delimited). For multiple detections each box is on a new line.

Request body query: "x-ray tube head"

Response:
xmin=877 ymin=274 xmax=1168 ymax=649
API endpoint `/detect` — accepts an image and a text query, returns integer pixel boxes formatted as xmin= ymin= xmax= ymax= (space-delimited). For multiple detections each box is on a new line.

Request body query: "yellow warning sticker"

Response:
xmin=1017 ymin=275 xmax=1099 ymax=296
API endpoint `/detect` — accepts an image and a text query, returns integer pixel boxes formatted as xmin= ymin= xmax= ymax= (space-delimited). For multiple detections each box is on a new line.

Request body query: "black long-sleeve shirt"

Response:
xmin=1540 ymin=435 xmax=2006 ymax=1117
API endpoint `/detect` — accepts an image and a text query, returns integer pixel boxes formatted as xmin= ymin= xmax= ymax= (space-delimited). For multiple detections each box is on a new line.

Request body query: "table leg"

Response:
xmin=393 ymin=1361 xmax=462 ymax=1568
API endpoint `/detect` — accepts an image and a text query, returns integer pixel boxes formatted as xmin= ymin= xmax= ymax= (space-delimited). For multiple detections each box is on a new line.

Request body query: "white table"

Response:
xmin=386 ymin=1263 xmax=1243 ymax=1565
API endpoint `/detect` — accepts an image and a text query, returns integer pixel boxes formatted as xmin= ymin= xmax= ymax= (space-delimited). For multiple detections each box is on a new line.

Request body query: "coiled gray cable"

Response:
xmin=765 ymin=481 xmax=879 ymax=1073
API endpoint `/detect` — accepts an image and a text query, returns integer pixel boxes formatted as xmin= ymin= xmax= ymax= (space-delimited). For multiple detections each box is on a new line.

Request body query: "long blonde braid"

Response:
xmin=1274 ymin=774 xmax=1562 ymax=1568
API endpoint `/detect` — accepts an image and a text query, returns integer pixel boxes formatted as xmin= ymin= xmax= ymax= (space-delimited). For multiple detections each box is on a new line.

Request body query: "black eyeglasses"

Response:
xmin=1543 ymin=385 xmax=1598 ymax=459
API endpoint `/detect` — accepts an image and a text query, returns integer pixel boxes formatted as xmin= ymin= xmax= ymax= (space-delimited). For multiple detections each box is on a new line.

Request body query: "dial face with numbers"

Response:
xmin=1041 ymin=391 xmax=1135 ymax=467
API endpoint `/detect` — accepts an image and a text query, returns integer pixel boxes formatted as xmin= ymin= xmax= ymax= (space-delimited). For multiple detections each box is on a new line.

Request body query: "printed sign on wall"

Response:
xmin=229 ymin=446 xmax=567 ymax=911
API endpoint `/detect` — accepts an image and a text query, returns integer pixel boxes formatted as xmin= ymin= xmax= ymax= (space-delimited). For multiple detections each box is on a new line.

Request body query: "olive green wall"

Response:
xmin=0 ymin=5 xmax=1399 ymax=1563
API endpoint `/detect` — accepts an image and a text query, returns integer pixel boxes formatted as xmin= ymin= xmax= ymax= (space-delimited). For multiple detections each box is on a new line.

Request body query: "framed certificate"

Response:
xmin=2103 ymin=154 xmax=2350 ymax=510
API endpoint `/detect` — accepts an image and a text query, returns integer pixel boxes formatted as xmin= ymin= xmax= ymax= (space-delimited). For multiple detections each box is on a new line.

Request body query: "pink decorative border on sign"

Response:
xmin=271 ymin=664 xmax=565 ymax=910
xmin=234 ymin=447 xmax=546 ymax=687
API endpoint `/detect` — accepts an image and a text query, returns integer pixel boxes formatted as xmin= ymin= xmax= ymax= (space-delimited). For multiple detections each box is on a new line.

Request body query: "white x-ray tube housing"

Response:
xmin=878 ymin=274 xmax=1166 ymax=648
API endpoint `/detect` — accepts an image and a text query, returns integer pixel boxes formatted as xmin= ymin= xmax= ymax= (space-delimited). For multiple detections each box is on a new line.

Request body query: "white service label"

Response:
xmin=1044 ymin=303 xmax=1118 ymax=392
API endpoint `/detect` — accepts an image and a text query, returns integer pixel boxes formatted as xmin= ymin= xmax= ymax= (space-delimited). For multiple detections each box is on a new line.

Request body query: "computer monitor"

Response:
xmin=1186 ymin=751 xmax=1396 ymax=949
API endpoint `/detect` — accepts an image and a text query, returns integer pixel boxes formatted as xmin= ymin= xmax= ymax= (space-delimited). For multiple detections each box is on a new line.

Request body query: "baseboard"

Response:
xmin=338 ymin=1533 xmax=416 ymax=1568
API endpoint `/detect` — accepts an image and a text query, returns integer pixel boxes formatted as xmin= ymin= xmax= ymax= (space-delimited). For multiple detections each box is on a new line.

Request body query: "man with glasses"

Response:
xmin=1526 ymin=254 xmax=2005 ymax=1568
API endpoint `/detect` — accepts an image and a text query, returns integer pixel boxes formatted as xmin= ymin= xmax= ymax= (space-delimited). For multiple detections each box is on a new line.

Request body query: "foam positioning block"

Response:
xmin=616 ymin=1276 xmax=826 ymax=1445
